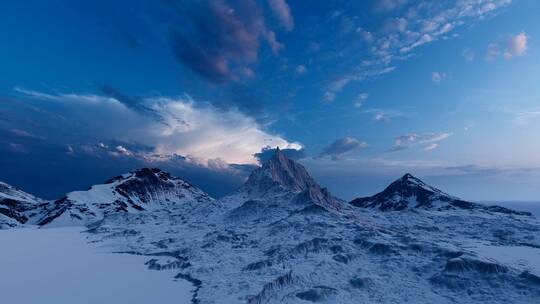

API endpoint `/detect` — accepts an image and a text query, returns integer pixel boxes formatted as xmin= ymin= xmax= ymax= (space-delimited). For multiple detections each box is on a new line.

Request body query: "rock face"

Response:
xmin=242 ymin=147 xmax=342 ymax=210
xmin=38 ymin=168 xmax=212 ymax=226
xmin=0 ymin=181 xmax=51 ymax=228
xmin=349 ymin=173 xmax=531 ymax=215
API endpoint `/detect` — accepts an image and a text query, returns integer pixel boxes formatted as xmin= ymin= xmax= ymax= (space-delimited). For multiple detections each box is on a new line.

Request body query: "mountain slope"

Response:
xmin=39 ymin=168 xmax=212 ymax=226
xmin=0 ymin=181 xmax=51 ymax=228
xmin=241 ymin=147 xmax=342 ymax=210
xmin=349 ymin=173 xmax=531 ymax=215
xmin=84 ymin=152 xmax=540 ymax=304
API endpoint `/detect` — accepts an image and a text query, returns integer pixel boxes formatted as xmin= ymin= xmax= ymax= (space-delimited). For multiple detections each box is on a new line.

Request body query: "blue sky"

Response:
xmin=1 ymin=0 xmax=540 ymax=201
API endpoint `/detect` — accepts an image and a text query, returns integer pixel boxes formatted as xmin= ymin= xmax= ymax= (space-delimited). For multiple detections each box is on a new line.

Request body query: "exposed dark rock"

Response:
xmin=295 ymin=286 xmax=337 ymax=302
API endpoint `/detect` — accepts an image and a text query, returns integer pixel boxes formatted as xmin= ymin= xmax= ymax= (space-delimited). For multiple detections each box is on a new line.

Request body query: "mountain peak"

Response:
xmin=0 ymin=181 xmax=49 ymax=227
xmin=401 ymin=173 xmax=414 ymax=180
xmin=242 ymin=149 xmax=342 ymax=209
xmin=39 ymin=168 xmax=212 ymax=226
xmin=245 ymin=149 xmax=315 ymax=193
xmin=349 ymin=174 xmax=459 ymax=211
xmin=349 ymin=174 xmax=530 ymax=215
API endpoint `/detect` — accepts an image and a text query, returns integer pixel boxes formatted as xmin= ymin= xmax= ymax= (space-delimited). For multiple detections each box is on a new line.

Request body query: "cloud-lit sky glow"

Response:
xmin=1 ymin=0 xmax=540 ymax=201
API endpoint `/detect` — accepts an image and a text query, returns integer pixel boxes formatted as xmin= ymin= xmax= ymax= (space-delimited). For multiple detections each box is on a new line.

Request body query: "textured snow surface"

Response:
xmin=82 ymin=153 xmax=540 ymax=303
xmin=39 ymin=168 xmax=213 ymax=226
xmin=0 ymin=227 xmax=192 ymax=304
xmin=2 ymin=151 xmax=540 ymax=303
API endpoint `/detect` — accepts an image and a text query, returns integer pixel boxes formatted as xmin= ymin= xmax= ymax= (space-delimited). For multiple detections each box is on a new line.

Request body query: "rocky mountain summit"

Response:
xmin=39 ymin=168 xmax=212 ymax=226
xmin=349 ymin=173 xmax=531 ymax=215
xmin=1 ymin=150 xmax=539 ymax=303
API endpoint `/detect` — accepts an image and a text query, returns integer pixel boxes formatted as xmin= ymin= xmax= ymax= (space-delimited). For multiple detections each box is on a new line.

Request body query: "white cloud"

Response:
xmin=431 ymin=72 xmax=447 ymax=83
xmin=114 ymin=145 xmax=132 ymax=156
xmin=391 ymin=132 xmax=452 ymax=151
xmin=423 ymin=143 xmax=439 ymax=151
xmin=365 ymin=108 xmax=405 ymax=122
xmin=15 ymin=88 xmax=302 ymax=165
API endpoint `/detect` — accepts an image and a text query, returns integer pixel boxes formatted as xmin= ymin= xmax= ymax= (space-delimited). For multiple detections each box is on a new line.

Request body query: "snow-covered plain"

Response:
xmin=0 ymin=227 xmax=192 ymax=304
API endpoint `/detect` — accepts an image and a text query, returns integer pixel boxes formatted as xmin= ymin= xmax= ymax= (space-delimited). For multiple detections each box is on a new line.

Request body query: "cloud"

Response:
xmin=165 ymin=0 xmax=282 ymax=83
xmin=10 ymin=128 xmax=36 ymax=138
xmin=267 ymin=0 xmax=294 ymax=31
xmin=354 ymin=93 xmax=369 ymax=108
xmin=14 ymin=87 xmax=117 ymax=105
xmin=113 ymin=145 xmax=133 ymax=156
xmin=431 ymin=72 xmax=446 ymax=83
xmin=391 ymin=132 xmax=452 ymax=151
xmin=365 ymin=108 xmax=405 ymax=122
xmin=486 ymin=32 xmax=528 ymax=60
xmin=14 ymin=87 xmax=301 ymax=165
xmin=323 ymin=0 xmax=511 ymax=100
xmin=319 ymin=137 xmax=368 ymax=160
xmin=462 ymin=48 xmax=475 ymax=61
xmin=505 ymin=32 xmax=528 ymax=59
xmin=0 ymin=127 xmax=257 ymax=199
xmin=254 ymin=146 xmax=306 ymax=163
xmin=374 ymin=0 xmax=408 ymax=12
xmin=295 ymin=65 xmax=307 ymax=75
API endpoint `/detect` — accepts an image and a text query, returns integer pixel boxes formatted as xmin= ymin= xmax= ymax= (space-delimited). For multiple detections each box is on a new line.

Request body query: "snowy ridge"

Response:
xmin=349 ymin=173 xmax=531 ymax=215
xmin=1 ymin=151 xmax=539 ymax=303
xmin=39 ymin=168 xmax=212 ymax=226
xmin=0 ymin=181 xmax=51 ymax=228
xmin=82 ymin=151 xmax=540 ymax=304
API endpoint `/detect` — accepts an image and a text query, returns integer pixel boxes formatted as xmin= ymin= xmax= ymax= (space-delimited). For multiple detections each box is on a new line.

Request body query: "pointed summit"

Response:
xmin=349 ymin=173 xmax=465 ymax=211
xmin=243 ymin=148 xmax=341 ymax=208
xmin=245 ymin=148 xmax=317 ymax=193
xmin=349 ymin=174 xmax=530 ymax=215
xmin=349 ymin=174 xmax=444 ymax=211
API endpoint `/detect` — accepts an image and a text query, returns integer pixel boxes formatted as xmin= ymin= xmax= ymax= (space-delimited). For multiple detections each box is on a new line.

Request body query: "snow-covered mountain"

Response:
xmin=349 ymin=173 xmax=531 ymax=215
xmin=0 ymin=181 xmax=51 ymax=228
xmin=2 ymin=151 xmax=539 ymax=303
xmin=82 ymin=151 xmax=540 ymax=304
xmin=39 ymin=168 xmax=212 ymax=226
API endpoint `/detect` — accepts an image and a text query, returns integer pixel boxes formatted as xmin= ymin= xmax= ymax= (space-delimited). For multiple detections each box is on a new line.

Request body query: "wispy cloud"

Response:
xmin=462 ymin=47 xmax=476 ymax=62
xmin=365 ymin=108 xmax=406 ymax=122
xmin=374 ymin=0 xmax=408 ymax=12
xmin=431 ymin=72 xmax=447 ymax=83
xmin=324 ymin=0 xmax=511 ymax=100
xmin=267 ymin=0 xmax=294 ymax=31
xmin=390 ymin=132 xmax=452 ymax=151
xmin=354 ymin=93 xmax=369 ymax=108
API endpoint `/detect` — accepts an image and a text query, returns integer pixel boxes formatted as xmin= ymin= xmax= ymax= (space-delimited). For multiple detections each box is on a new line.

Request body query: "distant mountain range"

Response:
xmin=1 ymin=149 xmax=539 ymax=303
